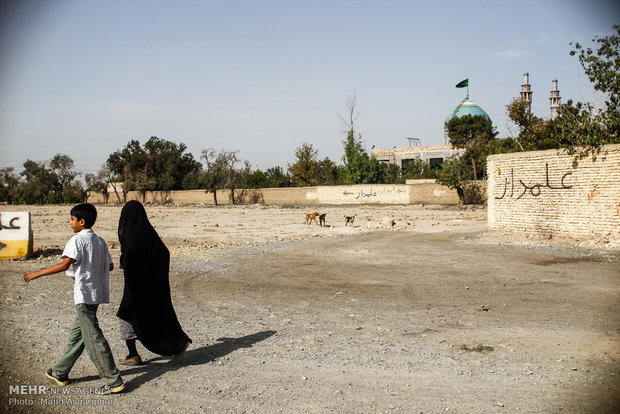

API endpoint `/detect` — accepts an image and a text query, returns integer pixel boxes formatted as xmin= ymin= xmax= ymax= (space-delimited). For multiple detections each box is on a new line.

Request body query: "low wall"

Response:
xmin=87 ymin=183 xmax=462 ymax=205
xmin=487 ymin=144 xmax=620 ymax=242
xmin=0 ymin=212 xmax=33 ymax=259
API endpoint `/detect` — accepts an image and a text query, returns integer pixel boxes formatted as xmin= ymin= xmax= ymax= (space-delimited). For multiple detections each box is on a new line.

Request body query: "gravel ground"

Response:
xmin=0 ymin=204 xmax=618 ymax=413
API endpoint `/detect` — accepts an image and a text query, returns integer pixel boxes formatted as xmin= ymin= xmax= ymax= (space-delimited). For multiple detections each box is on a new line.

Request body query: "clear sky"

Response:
xmin=1 ymin=0 xmax=619 ymax=176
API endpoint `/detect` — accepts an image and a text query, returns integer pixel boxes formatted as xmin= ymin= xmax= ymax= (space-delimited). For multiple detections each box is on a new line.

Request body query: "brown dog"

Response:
xmin=344 ymin=215 xmax=356 ymax=226
xmin=305 ymin=212 xmax=319 ymax=225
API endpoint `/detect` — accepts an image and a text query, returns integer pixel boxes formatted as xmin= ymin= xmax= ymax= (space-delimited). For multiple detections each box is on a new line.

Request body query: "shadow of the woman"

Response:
xmin=116 ymin=330 xmax=277 ymax=391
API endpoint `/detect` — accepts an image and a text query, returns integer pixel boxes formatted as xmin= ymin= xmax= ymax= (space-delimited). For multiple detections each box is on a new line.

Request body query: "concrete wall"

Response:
xmin=0 ymin=212 xmax=33 ymax=259
xmin=487 ymin=144 xmax=620 ymax=242
xmin=88 ymin=183 xmax=461 ymax=205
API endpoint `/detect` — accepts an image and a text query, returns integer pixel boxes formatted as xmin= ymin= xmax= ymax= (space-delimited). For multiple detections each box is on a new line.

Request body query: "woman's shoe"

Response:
xmin=119 ymin=355 xmax=142 ymax=365
xmin=172 ymin=341 xmax=190 ymax=363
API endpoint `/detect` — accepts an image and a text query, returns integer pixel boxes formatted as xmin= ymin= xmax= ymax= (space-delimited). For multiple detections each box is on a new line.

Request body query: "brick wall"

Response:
xmin=487 ymin=144 xmax=620 ymax=243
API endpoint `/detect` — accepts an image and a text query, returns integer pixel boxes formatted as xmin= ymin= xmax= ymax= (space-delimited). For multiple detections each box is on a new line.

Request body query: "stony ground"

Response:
xmin=0 ymin=204 xmax=618 ymax=413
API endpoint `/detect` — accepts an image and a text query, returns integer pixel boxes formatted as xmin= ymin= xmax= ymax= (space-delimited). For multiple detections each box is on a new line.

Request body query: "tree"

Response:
xmin=242 ymin=169 xmax=268 ymax=189
xmin=505 ymin=98 xmax=556 ymax=151
xmin=200 ymin=148 xmax=226 ymax=205
xmin=225 ymin=156 xmax=250 ymax=205
xmin=435 ymin=154 xmax=474 ymax=205
xmin=20 ymin=160 xmax=54 ymax=204
xmin=340 ymin=94 xmax=369 ymax=184
xmin=0 ymin=167 xmax=21 ymax=204
xmin=288 ymin=143 xmax=319 ymax=186
xmin=49 ymin=154 xmax=79 ymax=203
xmin=85 ymin=172 xmax=106 ymax=202
xmin=143 ymin=137 xmax=202 ymax=191
xmin=402 ymin=158 xmax=438 ymax=180
xmin=316 ymin=157 xmax=341 ymax=185
xmin=337 ymin=95 xmax=394 ymax=184
xmin=554 ymin=25 xmax=620 ymax=150
xmin=341 ymin=129 xmax=371 ymax=184
xmin=200 ymin=149 xmax=246 ymax=205
xmin=265 ymin=166 xmax=292 ymax=188
xmin=571 ymin=25 xmax=620 ymax=124
xmin=446 ymin=115 xmax=497 ymax=180
xmin=108 ymin=137 xmax=202 ymax=201
xmin=85 ymin=163 xmax=119 ymax=204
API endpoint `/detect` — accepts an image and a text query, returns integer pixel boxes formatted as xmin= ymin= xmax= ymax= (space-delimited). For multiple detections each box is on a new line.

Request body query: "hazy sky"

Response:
xmin=1 ymin=0 xmax=618 ymax=176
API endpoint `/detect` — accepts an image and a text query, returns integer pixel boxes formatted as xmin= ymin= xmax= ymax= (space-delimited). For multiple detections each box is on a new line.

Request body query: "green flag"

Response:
xmin=455 ymin=79 xmax=468 ymax=88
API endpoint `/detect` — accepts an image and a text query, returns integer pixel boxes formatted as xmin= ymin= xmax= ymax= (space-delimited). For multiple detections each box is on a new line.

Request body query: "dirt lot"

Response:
xmin=0 ymin=204 xmax=619 ymax=413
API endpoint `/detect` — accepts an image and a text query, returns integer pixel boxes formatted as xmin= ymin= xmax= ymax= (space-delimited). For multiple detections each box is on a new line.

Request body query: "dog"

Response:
xmin=344 ymin=214 xmax=356 ymax=226
xmin=305 ymin=212 xmax=319 ymax=225
xmin=319 ymin=213 xmax=326 ymax=227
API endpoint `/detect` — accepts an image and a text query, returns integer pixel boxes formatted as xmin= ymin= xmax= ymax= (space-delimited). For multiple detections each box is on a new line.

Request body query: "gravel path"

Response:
xmin=1 ymin=204 xmax=618 ymax=413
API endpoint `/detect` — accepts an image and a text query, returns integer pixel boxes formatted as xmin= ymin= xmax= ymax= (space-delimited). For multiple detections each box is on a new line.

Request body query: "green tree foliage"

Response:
xmin=446 ymin=114 xmax=497 ymax=180
xmin=316 ymin=158 xmax=341 ymax=185
xmin=240 ymin=166 xmax=293 ymax=189
xmin=341 ymin=129 xmax=369 ymax=184
xmin=340 ymin=130 xmax=399 ymax=184
xmin=435 ymin=154 xmax=474 ymax=205
xmin=402 ymin=158 xmax=439 ymax=180
xmin=505 ymin=98 xmax=556 ymax=151
xmin=0 ymin=168 xmax=21 ymax=204
xmin=555 ymin=25 xmax=620 ymax=150
xmin=50 ymin=154 xmax=79 ymax=203
xmin=288 ymin=143 xmax=319 ymax=186
xmin=8 ymin=155 xmax=83 ymax=204
xmin=571 ymin=25 xmax=620 ymax=123
xmin=107 ymin=137 xmax=201 ymax=197
xmin=265 ymin=166 xmax=293 ymax=187
xmin=20 ymin=160 xmax=55 ymax=203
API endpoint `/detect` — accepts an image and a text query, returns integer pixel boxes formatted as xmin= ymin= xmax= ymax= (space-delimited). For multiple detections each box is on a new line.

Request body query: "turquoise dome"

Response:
xmin=445 ymin=98 xmax=491 ymax=124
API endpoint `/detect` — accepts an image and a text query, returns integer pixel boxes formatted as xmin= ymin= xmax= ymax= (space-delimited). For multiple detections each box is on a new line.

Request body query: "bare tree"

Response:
xmin=201 ymin=148 xmax=225 ymax=205
xmin=201 ymin=149 xmax=246 ymax=205
xmin=338 ymin=93 xmax=360 ymax=133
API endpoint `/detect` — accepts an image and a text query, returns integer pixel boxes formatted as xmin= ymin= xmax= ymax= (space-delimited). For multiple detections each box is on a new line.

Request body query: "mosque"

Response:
xmin=370 ymin=73 xmax=561 ymax=171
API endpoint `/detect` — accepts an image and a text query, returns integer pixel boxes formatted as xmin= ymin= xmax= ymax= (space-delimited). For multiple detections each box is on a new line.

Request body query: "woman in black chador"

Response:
xmin=116 ymin=200 xmax=191 ymax=365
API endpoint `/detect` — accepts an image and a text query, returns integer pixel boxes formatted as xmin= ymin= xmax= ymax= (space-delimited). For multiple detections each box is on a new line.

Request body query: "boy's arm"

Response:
xmin=24 ymin=257 xmax=75 ymax=283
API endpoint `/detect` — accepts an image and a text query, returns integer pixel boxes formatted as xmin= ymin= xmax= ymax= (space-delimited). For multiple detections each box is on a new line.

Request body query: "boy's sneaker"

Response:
xmin=96 ymin=383 xmax=126 ymax=395
xmin=46 ymin=369 xmax=69 ymax=386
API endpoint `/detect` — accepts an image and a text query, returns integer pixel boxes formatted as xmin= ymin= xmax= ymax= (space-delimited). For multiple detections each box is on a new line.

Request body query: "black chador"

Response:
xmin=117 ymin=201 xmax=191 ymax=356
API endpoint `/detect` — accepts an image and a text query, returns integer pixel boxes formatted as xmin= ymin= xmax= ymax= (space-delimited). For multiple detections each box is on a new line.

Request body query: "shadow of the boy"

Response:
xmin=73 ymin=330 xmax=276 ymax=392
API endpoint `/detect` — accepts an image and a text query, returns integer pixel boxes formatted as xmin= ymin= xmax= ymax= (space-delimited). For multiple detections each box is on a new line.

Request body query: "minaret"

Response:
xmin=520 ymin=73 xmax=532 ymax=114
xmin=550 ymin=79 xmax=561 ymax=120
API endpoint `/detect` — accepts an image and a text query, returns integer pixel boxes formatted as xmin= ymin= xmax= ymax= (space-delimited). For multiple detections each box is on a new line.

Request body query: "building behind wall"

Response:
xmin=371 ymin=145 xmax=464 ymax=170
xmin=371 ymin=73 xmax=561 ymax=171
xmin=371 ymin=92 xmax=487 ymax=170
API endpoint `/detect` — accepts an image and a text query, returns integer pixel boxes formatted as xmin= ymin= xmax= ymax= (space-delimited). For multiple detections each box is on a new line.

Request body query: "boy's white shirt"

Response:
xmin=62 ymin=229 xmax=112 ymax=305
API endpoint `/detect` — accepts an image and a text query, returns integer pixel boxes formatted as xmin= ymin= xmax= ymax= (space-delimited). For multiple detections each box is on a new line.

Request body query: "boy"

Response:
xmin=24 ymin=203 xmax=125 ymax=395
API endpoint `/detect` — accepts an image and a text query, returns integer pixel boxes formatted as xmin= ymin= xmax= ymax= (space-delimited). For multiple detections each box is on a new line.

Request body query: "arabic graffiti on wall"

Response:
xmin=0 ymin=212 xmax=27 ymax=252
xmin=0 ymin=212 xmax=32 ymax=260
xmin=342 ymin=186 xmax=406 ymax=200
xmin=0 ymin=215 xmax=22 ymax=231
xmin=495 ymin=163 xmax=573 ymax=200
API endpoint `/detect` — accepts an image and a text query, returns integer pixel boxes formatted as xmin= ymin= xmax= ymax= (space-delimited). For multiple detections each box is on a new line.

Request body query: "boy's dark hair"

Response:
xmin=70 ymin=203 xmax=97 ymax=228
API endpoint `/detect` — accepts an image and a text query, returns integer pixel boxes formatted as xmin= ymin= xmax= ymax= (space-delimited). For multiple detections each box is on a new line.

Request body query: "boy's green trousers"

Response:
xmin=53 ymin=304 xmax=123 ymax=388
